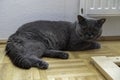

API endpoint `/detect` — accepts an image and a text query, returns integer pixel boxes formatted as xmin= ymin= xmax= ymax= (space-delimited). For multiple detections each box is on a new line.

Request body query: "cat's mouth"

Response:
xmin=86 ymin=39 xmax=95 ymax=41
xmin=84 ymin=37 xmax=97 ymax=41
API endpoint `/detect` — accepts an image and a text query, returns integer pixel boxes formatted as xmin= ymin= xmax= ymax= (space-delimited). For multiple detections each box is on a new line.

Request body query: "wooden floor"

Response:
xmin=0 ymin=41 xmax=120 ymax=80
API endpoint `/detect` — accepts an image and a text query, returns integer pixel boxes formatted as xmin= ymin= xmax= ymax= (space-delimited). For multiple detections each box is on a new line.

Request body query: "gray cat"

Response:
xmin=5 ymin=15 xmax=106 ymax=69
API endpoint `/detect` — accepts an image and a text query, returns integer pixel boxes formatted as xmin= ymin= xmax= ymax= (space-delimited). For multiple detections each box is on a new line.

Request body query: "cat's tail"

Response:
xmin=5 ymin=36 xmax=32 ymax=69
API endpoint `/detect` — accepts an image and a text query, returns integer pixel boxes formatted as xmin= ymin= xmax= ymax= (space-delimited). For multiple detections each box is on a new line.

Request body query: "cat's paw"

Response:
xmin=94 ymin=43 xmax=101 ymax=49
xmin=59 ymin=53 xmax=69 ymax=59
xmin=36 ymin=61 xmax=49 ymax=69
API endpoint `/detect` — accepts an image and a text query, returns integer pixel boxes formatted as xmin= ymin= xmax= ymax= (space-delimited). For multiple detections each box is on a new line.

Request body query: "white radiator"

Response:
xmin=80 ymin=0 xmax=120 ymax=16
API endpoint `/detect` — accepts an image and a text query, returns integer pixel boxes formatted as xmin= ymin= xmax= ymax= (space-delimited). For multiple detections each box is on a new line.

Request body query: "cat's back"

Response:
xmin=17 ymin=20 xmax=73 ymax=32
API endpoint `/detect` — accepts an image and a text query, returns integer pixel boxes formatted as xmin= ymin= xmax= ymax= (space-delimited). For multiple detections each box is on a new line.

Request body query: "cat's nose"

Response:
xmin=86 ymin=34 xmax=93 ymax=37
xmin=86 ymin=35 xmax=93 ymax=39
xmin=89 ymin=35 xmax=94 ymax=38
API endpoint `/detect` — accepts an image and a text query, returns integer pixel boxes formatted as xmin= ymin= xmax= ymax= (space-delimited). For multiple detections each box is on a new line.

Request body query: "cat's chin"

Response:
xmin=80 ymin=39 xmax=90 ymax=41
xmin=81 ymin=39 xmax=93 ymax=42
xmin=80 ymin=37 xmax=97 ymax=41
xmin=84 ymin=38 xmax=96 ymax=41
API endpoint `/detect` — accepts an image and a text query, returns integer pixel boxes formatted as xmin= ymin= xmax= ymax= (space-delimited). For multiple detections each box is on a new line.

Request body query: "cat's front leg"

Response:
xmin=78 ymin=41 xmax=101 ymax=50
xmin=68 ymin=41 xmax=101 ymax=51
xmin=88 ymin=41 xmax=101 ymax=50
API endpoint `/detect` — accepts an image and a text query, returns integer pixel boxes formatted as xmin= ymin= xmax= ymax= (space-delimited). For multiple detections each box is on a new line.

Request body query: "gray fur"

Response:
xmin=5 ymin=15 xmax=106 ymax=69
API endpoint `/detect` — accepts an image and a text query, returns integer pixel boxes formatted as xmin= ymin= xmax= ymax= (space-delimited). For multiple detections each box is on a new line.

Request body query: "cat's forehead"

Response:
xmin=86 ymin=19 xmax=98 ymax=26
xmin=87 ymin=19 xmax=97 ymax=23
xmin=84 ymin=19 xmax=99 ymax=30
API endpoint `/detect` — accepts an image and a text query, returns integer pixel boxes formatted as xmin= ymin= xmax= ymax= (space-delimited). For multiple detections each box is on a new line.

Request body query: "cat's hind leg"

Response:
xmin=8 ymin=54 xmax=48 ymax=69
xmin=8 ymin=53 xmax=32 ymax=69
xmin=43 ymin=50 xmax=69 ymax=59
xmin=28 ymin=55 xmax=49 ymax=69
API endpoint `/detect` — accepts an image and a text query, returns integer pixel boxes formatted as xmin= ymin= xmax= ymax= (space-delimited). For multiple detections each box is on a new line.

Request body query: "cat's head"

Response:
xmin=76 ymin=15 xmax=106 ymax=41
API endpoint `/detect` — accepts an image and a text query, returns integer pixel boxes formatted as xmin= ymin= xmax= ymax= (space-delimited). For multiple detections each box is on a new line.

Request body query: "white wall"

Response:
xmin=102 ymin=16 xmax=120 ymax=36
xmin=0 ymin=0 xmax=79 ymax=39
xmin=0 ymin=0 xmax=120 ymax=39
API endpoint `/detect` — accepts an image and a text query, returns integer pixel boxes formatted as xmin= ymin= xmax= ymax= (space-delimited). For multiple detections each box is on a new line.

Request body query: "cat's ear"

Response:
xmin=77 ymin=15 xmax=86 ymax=25
xmin=97 ymin=18 xmax=106 ymax=24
